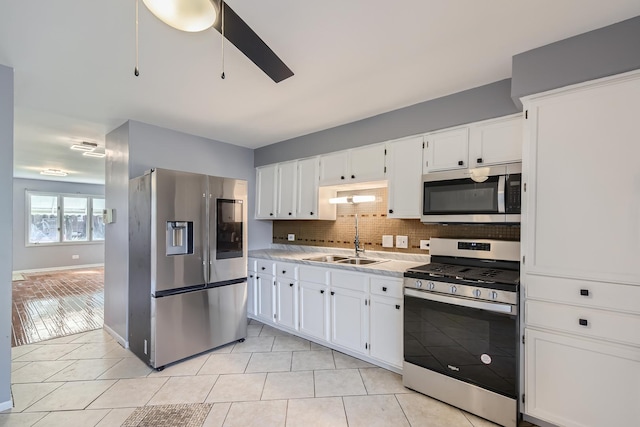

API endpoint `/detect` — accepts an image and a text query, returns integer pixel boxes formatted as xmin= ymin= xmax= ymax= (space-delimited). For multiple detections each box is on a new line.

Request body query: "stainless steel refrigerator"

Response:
xmin=128 ymin=168 xmax=247 ymax=369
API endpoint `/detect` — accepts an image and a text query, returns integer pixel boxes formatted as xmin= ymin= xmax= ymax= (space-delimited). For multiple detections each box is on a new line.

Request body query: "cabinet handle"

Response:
xmin=288 ymin=212 xmax=292 ymax=216
xmin=282 ymin=270 xmax=286 ymax=274
xmin=340 ymin=176 xmax=345 ymax=180
xmin=580 ymin=289 xmax=590 ymax=296
xmin=310 ymin=212 xmax=314 ymax=215
xmin=249 ymin=274 xmax=253 ymax=278
xmin=320 ymin=290 xmax=325 ymax=294
xmin=269 ymin=213 xmax=273 ymax=216
xmin=351 ymin=175 xmax=355 ymax=179
xmin=388 ymin=209 xmax=393 ymax=214
xmin=382 ymin=287 xmax=387 ymax=292
xmin=477 ymin=158 xmax=483 ymax=164
xmin=256 ymin=276 xmax=259 ymax=279
xmin=458 ymin=160 xmax=464 ymax=166
xmin=331 ymin=291 xmax=335 ymax=296
xmin=261 ymin=267 xmax=266 ymax=270
xmin=579 ymin=318 xmax=588 ymax=326
xmin=396 ymin=305 xmax=401 ymax=310
xmin=290 ymin=283 xmax=294 ymax=287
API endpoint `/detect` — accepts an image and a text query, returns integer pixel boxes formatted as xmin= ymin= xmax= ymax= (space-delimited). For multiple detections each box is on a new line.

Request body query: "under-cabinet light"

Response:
xmin=329 ymin=195 xmax=376 ymax=204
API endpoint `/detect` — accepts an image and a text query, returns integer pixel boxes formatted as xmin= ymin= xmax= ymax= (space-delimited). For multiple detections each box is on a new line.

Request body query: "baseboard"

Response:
xmin=103 ymin=323 xmax=129 ymax=349
xmin=0 ymin=398 xmax=13 ymax=412
xmin=13 ymin=263 xmax=104 ymax=274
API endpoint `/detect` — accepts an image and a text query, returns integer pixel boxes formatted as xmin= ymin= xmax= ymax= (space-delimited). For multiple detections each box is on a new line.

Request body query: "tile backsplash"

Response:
xmin=272 ymin=187 xmax=520 ymax=254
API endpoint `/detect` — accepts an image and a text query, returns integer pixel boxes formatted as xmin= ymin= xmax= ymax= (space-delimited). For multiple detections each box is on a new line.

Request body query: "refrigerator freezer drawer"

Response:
xmin=151 ymin=282 xmax=247 ymax=368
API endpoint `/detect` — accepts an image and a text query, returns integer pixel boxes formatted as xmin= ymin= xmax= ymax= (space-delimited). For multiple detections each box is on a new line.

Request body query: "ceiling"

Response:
xmin=1 ymin=1 xmax=639 ymax=185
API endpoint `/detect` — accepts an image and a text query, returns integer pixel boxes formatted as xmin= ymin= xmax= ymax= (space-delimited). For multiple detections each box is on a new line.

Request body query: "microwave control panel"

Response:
xmin=505 ymin=174 xmax=522 ymax=213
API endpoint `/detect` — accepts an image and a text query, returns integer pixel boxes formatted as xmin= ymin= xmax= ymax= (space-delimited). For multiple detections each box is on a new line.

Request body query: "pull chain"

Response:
xmin=134 ymin=0 xmax=139 ymax=76
xmin=220 ymin=0 xmax=225 ymax=79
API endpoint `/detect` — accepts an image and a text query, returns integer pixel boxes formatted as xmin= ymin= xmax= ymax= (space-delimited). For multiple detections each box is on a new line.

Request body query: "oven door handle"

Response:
xmin=404 ymin=288 xmax=515 ymax=315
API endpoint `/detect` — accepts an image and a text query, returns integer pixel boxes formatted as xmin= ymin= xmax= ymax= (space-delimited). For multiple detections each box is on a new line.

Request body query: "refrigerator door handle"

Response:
xmin=203 ymin=191 xmax=209 ymax=285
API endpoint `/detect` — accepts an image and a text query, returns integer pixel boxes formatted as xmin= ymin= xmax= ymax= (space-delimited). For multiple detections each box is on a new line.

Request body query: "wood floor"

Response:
xmin=11 ymin=267 xmax=104 ymax=347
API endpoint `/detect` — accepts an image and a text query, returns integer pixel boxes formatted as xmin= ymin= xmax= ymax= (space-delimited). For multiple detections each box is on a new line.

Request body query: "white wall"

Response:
xmin=12 ymin=178 xmax=105 ymax=271
xmin=0 ymin=64 xmax=14 ymax=411
xmin=104 ymin=120 xmax=271 ymax=345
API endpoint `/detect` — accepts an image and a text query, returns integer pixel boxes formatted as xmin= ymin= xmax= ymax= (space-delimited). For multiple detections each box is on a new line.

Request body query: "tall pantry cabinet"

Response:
xmin=521 ymin=70 xmax=640 ymax=427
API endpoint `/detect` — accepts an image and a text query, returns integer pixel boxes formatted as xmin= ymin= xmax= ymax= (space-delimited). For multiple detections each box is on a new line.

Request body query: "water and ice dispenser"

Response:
xmin=166 ymin=221 xmax=193 ymax=255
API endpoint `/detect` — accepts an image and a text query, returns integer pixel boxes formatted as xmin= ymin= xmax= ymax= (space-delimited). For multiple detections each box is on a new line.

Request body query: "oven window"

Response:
xmin=404 ymin=294 xmax=517 ymax=398
xmin=215 ymin=199 xmax=243 ymax=260
xmin=423 ymin=176 xmax=499 ymax=214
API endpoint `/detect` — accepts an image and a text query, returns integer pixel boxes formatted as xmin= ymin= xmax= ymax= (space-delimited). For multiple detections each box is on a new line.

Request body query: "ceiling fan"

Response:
xmin=139 ymin=0 xmax=294 ymax=83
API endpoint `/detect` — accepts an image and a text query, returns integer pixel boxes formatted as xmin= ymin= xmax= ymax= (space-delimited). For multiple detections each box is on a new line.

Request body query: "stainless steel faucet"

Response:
xmin=354 ymin=213 xmax=365 ymax=257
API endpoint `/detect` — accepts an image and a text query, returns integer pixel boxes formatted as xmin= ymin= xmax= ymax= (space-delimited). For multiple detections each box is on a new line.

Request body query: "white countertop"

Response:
xmin=248 ymin=244 xmax=430 ymax=278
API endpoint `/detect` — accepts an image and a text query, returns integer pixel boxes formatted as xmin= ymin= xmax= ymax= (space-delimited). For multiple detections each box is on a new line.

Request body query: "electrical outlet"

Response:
xmin=287 ymin=234 xmax=295 ymax=241
xmin=382 ymin=235 xmax=394 ymax=248
xmin=420 ymin=239 xmax=430 ymax=250
xmin=72 ymin=255 xmax=80 ymax=259
xmin=396 ymin=235 xmax=408 ymax=249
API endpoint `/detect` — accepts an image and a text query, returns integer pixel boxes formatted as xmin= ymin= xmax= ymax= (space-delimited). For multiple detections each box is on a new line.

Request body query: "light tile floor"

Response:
xmin=1 ymin=319 xmax=532 ymax=427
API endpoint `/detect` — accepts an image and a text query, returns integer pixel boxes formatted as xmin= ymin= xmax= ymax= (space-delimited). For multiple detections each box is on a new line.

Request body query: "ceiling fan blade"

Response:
xmin=212 ymin=2 xmax=294 ymax=83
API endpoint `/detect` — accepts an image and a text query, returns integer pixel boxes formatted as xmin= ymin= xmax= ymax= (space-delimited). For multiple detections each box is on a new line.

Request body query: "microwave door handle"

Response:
xmin=497 ymin=175 xmax=506 ymax=214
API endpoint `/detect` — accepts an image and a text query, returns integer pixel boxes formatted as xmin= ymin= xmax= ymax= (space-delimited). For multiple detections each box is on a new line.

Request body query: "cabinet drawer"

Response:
xmin=526 ymin=300 xmax=640 ymax=347
xmin=526 ymin=275 xmax=640 ymax=315
xmin=275 ymin=262 xmax=296 ymax=280
xmin=330 ymin=270 xmax=368 ymax=292
xmin=298 ymin=265 xmax=328 ymax=285
xmin=370 ymin=277 xmax=403 ymax=298
xmin=256 ymin=259 xmax=275 ymax=274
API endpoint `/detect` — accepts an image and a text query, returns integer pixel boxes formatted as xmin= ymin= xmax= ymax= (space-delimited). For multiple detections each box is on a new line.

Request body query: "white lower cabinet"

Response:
xmin=298 ymin=280 xmax=329 ymax=341
xmin=256 ymin=273 xmax=275 ymax=323
xmin=247 ymin=271 xmax=257 ymax=316
xmin=330 ymin=287 xmax=368 ymax=354
xmin=276 ymin=279 xmax=297 ymax=330
xmin=369 ymin=294 xmax=403 ymax=368
xmin=525 ymin=328 xmax=640 ymax=427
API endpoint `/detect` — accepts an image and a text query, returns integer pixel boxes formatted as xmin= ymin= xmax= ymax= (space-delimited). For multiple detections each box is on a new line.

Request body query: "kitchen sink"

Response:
xmin=336 ymin=258 xmax=381 ymax=265
xmin=303 ymin=255 xmax=350 ymax=263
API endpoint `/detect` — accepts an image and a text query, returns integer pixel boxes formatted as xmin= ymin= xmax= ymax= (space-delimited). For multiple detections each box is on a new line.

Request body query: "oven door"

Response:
xmin=404 ymin=288 xmax=518 ymax=398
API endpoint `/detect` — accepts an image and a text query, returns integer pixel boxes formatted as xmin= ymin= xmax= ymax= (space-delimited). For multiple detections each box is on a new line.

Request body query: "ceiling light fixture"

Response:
xmin=70 ymin=141 xmax=98 ymax=152
xmin=142 ymin=0 xmax=218 ymax=33
xmin=40 ymin=169 xmax=68 ymax=177
xmin=82 ymin=151 xmax=106 ymax=158
xmin=329 ymin=195 xmax=376 ymax=204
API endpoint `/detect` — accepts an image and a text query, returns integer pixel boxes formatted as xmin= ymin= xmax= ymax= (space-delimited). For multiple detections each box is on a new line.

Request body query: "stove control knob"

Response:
xmin=473 ymin=289 xmax=482 ymax=298
xmin=450 ymin=286 xmax=457 ymax=294
xmin=415 ymin=280 xmax=423 ymax=288
xmin=428 ymin=282 xmax=435 ymax=290
xmin=490 ymin=291 xmax=499 ymax=300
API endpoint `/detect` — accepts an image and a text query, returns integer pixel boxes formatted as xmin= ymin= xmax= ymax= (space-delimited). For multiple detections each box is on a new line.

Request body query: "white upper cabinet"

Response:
xmin=319 ymin=143 xmax=386 ymax=185
xmin=255 ymin=164 xmax=277 ymax=219
xmin=296 ymin=157 xmax=319 ymax=219
xmin=386 ymin=135 xmax=424 ymax=218
xmin=423 ymin=128 xmax=469 ymax=173
xmin=469 ymin=115 xmax=522 ymax=168
xmin=276 ymin=161 xmax=297 ymax=218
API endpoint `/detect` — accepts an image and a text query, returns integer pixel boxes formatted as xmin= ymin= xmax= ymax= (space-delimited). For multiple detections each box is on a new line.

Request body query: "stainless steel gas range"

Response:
xmin=403 ymin=238 xmax=520 ymax=427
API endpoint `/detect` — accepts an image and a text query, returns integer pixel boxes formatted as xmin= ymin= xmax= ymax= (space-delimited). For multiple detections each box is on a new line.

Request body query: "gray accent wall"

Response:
xmin=104 ymin=120 xmax=270 ymax=344
xmin=512 ymin=15 xmax=640 ymax=107
xmin=255 ymin=79 xmax=519 ymax=166
xmin=0 ymin=64 xmax=14 ymax=410
xmin=12 ymin=178 xmax=105 ymax=271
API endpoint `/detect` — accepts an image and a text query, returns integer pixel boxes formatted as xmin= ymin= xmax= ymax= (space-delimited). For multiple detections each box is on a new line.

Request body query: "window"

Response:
xmin=27 ymin=191 xmax=105 ymax=245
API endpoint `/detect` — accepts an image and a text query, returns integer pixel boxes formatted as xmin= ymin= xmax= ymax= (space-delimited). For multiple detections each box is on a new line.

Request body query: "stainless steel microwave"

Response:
xmin=421 ymin=163 xmax=522 ymax=224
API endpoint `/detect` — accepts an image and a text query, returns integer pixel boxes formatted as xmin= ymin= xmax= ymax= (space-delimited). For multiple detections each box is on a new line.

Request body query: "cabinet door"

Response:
xmin=522 ymin=74 xmax=640 ymax=284
xmin=276 ymin=161 xmax=297 ymax=218
xmin=255 ymin=165 xmax=277 ymax=219
xmin=469 ymin=115 xmax=522 ymax=168
xmin=386 ymin=136 xmax=423 ymax=218
xmin=329 ymin=287 xmax=367 ymax=354
xmin=247 ymin=271 xmax=257 ymax=316
xmin=423 ymin=128 xmax=469 ymax=173
xmin=296 ymin=157 xmax=319 ymax=219
xmin=319 ymin=151 xmax=349 ymax=185
xmin=369 ymin=295 xmax=403 ymax=368
xmin=525 ymin=328 xmax=640 ymax=427
xmin=298 ymin=281 xmax=328 ymax=341
xmin=276 ymin=279 xmax=297 ymax=330
xmin=349 ymin=143 xmax=386 ymax=182
xmin=257 ymin=274 xmax=275 ymax=323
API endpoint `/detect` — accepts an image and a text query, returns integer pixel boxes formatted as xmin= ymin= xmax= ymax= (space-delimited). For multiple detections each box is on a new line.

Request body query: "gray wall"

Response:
xmin=511 ymin=15 xmax=640 ymax=107
xmin=255 ymin=79 xmax=519 ymax=166
xmin=0 ymin=64 xmax=14 ymax=410
xmin=104 ymin=120 xmax=270 ymax=344
xmin=12 ymin=178 xmax=105 ymax=271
